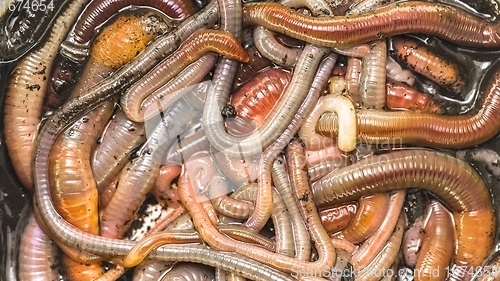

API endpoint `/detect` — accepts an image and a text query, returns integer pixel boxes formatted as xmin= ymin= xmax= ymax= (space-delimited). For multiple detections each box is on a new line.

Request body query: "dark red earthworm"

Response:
xmin=311 ymin=149 xmax=496 ymax=268
xmin=386 ymin=81 xmax=443 ymax=114
xmin=233 ymin=46 xmax=273 ymax=90
xmin=242 ymin=1 xmax=500 ymax=48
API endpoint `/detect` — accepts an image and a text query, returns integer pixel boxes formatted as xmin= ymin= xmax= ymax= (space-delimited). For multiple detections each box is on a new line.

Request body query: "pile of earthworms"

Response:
xmin=4 ymin=0 xmax=500 ymax=279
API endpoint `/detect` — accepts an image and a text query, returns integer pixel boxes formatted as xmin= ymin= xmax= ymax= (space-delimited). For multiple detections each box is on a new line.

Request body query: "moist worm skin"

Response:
xmin=311 ymin=149 xmax=495 ymax=267
xmin=341 ymin=193 xmax=390 ymax=244
xmin=3 ymin=0 xmax=89 ymax=192
xmin=226 ymin=67 xmax=292 ymax=136
xmin=92 ymin=110 xmax=146 ymax=189
xmin=121 ymin=29 xmax=249 ymax=122
xmin=234 ymin=46 xmax=273 ymax=89
xmin=159 ymin=263 xmax=215 ymax=281
xmin=319 ymin=202 xmax=357 ymax=234
xmin=316 ymin=65 xmax=500 ymax=149
xmin=69 ymin=0 xmax=197 ymax=46
xmin=18 ymin=214 xmax=60 ymax=281
xmin=242 ymin=1 xmax=500 ymax=48
xmin=391 ymin=36 xmax=467 ymax=94
xmin=386 ymin=81 xmax=442 ymax=114
xmin=415 ymin=200 xmax=454 ymax=281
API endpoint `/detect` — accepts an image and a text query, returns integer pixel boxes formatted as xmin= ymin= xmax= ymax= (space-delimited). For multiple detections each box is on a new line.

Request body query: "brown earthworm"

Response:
xmin=319 ymin=202 xmax=358 ymax=234
xmin=152 ymin=165 xmax=182 ymax=208
xmin=98 ymin=169 xmax=121 ymax=209
xmin=330 ymin=238 xmax=357 ymax=254
xmin=415 ymin=200 xmax=455 ymax=281
xmin=279 ymin=0 xmax=332 ymax=16
xmin=345 ymin=57 xmax=362 ymax=105
xmin=341 ymin=193 xmax=390 ymax=244
xmin=305 ymin=144 xmax=350 ymax=167
xmin=136 ymin=53 xmax=218 ymax=122
xmin=177 ymin=170 xmax=335 ymax=273
xmin=231 ymin=183 xmax=294 ymax=256
xmin=316 ymin=63 xmax=500 ymax=149
xmin=210 ymin=178 xmax=254 ymax=220
xmin=311 ymin=149 xmax=496 ymax=267
xmin=352 ymin=190 xmax=405 ymax=269
xmin=213 ymin=150 xmax=259 ymax=187
xmin=120 ymin=29 xmax=249 ymax=122
xmin=386 ymin=81 xmax=442 ymax=114
xmin=3 ymin=0 xmax=89 ymax=193
xmin=354 ymin=214 xmax=404 ymax=280
xmin=359 ymin=39 xmax=387 ymax=109
xmin=391 ymin=36 xmax=467 ymax=94
xmin=253 ymin=26 xmax=302 ymax=68
xmin=18 ymin=214 xmax=60 ymax=281
xmin=272 ymin=155 xmax=310 ymax=260
xmin=92 ymin=110 xmax=146 ymax=190
xmin=332 ymin=44 xmax=371 ymax=58
xmin=242 ymin=1 xmax=500 ymax=48
xmin=50 ymin=101 xmax=114 ymax=280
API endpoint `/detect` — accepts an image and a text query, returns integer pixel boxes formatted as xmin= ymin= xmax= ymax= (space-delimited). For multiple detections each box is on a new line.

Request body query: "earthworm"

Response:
xmin=177 ymin=170 xmax=335 ymax=273
xmin=120 ymin=29 xmax=249 ymax=122
xmin=308 ymin=159 xmax=344 ymax=182
xmin=311 ymin=149 xmax=496 ymax=267
xmin=152 ymin=165 xmax=182 ymax=208
xmin=391 ymin=36 xmax=467 ymax=94
xmin=234 ymin=46 xmax=273 ymax=89
xmin=328 ymin=249 xmax=352 ymax=281
xmin=242 ymin=49 xmax=334 ymax=232
xmin=136 ymin=53 xmax=218 ymax=122
xmin=132 ymin=262 xmax=173 ymax=281
xmin=386 ymin=56 xmax=415 ymax=86
xmin=159 ymin=263 xmax=215 ymax=281
xmin=316 ymin=63 xmax=500 ymax=149
xmin=203 ymin=44 xmax=327 ymax=157
xmin=345 ymin=57 xmax=362 ymax=105
xmin=61 ymin=0 xmax=197 ymax=59
xmin=242 ymin=1 xmax=500 ymax=48
xmin=225 ymin=67 xmax=291 ymax=136
xmin=231 ymin=183 xmax=294 ymax=256
xmin=332 ymin=58 xmax=347 ymax=76
xmin=305 ymin=145 xmax=349 ymax=168
xmin=330 ymin=238 xmax=357 ymax=254
xmin=43 ymin=55 xmax=81 ymax=113
xmin=218 ymin=225 xmax=276 ymax=251
xmin=285 ymin=139 xmax=336 ymax=271
xmin=402 ymin=215 xmax=424 ymax=267
xmin=272 ymin=155 xmax=309 ymax=260
xmin=47 ymin=12 xmax=157 ymax=278
xmin=98 ymin=169 xmax=121 ymax=208
xmin=213 ymin=150 xmax=259 ymax=187
xmin=415 ymin=200 xmax=455 ymax=281
xmin=0 ymin=0 xmax=70 ymax=62
xmin=101 ymin=90 xmax=203 ymax=238
xmin=18 ymin=214 xmax=60 ymax=281
xmin=332 ymin=45 xmax=370 ymax=58
xmin=354 ymin=214 xmax=404 ymax=280
xmin=92 ymin=110 xmax=146 ymax=189
xmin=50 ymin=100 xmax=114 ymax=280
xmin=253 ymin=26 xmax=302 ymax=68
xmin=352 ymin=190 xmax=405 ymax=269
xmin=3 ymin=0 xmax=89 ymax=193
xmin=340 ymin=193 xmax=390 ymax=244
xmin=210 ymin=177 xmax=254 ymax=220
xmin=298 ymin=93 xmax=357 ymax=152
xmin=359 ymin=39 xmax=387 ymax=109
xmin=279 ymin=0 xmax=332 ymax=15
xmin=386 ymin=81 xmax=442 ymax=114
xmin=319 ymin=202 xmax=357 ymax=234
xmin=163 ymin=128 xmax=210 ymax=165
